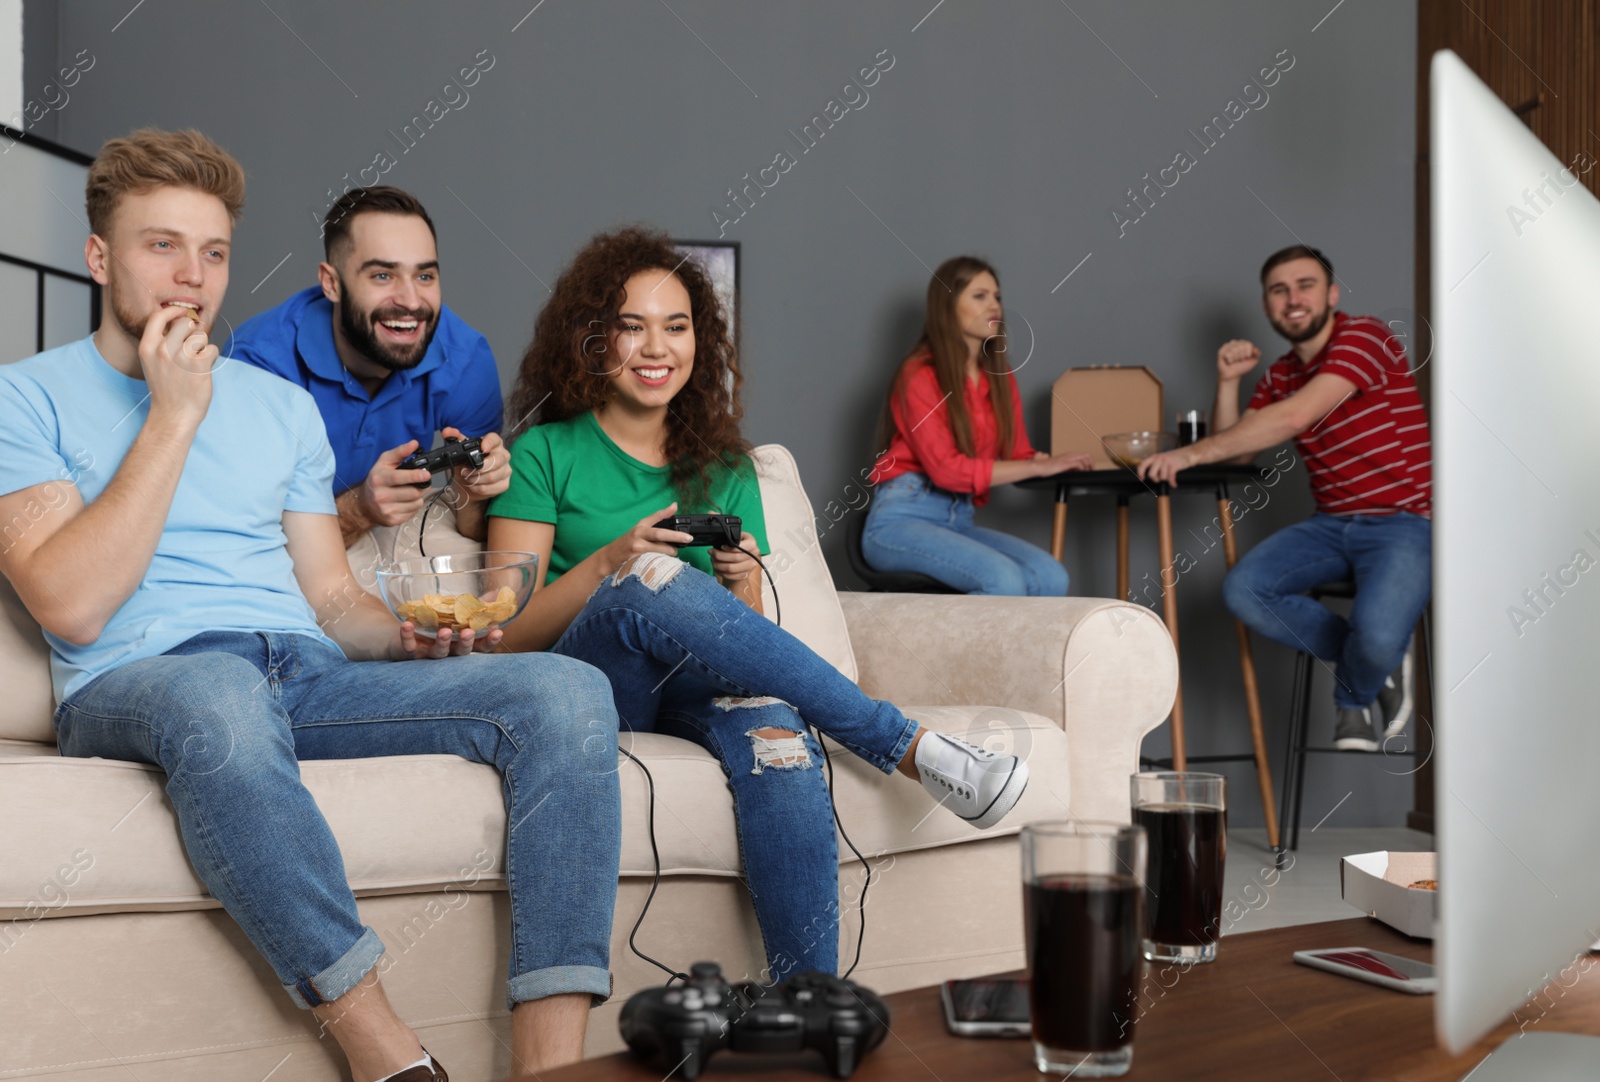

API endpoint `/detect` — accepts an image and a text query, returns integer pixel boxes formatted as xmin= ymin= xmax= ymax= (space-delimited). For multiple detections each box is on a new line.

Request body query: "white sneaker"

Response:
xmin=914 ymin=731 xmax=1029 ymax=830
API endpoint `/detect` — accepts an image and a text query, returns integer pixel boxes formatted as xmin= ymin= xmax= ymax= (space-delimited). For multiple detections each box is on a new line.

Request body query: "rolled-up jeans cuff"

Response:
xmin=857 ymin=715 xmax=919 ymax=776
xmin=285 ymin=927 xmax=386 ymax=1009
xmin=507 ymin=965 xmax=614 ymax=1012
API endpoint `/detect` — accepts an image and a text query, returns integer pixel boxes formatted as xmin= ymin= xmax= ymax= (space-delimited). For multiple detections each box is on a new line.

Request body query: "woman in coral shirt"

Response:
xmin=864 ymin=257 xmax=1091 ymax=595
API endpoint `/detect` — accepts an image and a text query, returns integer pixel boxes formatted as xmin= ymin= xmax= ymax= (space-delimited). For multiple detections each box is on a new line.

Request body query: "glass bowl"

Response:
xmin=375 ymin=551 xmax=539 ymax=638
xmin=1102 ymin=430 xmax=1179 ymax=468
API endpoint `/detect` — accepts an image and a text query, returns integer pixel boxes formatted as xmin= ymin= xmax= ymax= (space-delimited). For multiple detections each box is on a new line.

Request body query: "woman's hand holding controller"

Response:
xmin=599 ymin=502 xmax=694 ymax=576
xmin=711 ymin=531 xmax=760 ymax=583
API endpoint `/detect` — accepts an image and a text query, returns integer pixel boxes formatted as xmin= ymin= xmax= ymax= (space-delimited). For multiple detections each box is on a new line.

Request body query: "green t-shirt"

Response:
xmin=491 ymin=411 xmax=769 ymax=585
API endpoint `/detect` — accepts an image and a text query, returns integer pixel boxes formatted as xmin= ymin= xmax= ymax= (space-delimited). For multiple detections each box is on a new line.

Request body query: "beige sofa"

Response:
xmin=0 ymin=445 xmax=1176 ymax=1081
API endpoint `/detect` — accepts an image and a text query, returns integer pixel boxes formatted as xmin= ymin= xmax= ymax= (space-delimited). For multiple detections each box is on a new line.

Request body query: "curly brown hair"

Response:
xmin=506 ymin=226 xmax=749 ymax=508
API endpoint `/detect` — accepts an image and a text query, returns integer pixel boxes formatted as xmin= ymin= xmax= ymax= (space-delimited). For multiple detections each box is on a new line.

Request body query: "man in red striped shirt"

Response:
xmin=1139 ymin=246 xmax=1431 ymax=751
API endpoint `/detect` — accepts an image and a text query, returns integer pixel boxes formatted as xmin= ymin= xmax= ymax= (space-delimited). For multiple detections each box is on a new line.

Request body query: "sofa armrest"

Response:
xmin=838 ymin=592 xmax=1176 ymax=822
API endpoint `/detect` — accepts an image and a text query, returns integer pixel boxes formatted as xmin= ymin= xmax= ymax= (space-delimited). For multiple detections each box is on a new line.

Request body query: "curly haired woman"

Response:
xmin=487 ymin=227 xmax=1030 ymax=983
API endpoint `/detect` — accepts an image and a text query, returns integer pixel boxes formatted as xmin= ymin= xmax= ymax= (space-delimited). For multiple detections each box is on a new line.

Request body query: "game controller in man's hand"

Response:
xmin=654 ymin=513 xmax=743 ymax=548
xmin=620 ymin=961 xmax=890 ymax=1079
xmin=398 ymin=436 xmax=485 ymax=488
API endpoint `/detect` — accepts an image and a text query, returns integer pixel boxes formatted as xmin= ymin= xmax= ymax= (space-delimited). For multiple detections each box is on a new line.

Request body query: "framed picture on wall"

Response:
xmin=672 ymin=240 xmax=740 ymax=347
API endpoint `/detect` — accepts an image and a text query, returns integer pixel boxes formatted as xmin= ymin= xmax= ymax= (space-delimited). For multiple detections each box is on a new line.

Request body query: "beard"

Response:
xmin=1270 ymin=304 xmax=1332 ymax=344
xmin=336 ymin=277 xmax=438 ymax=372
xmin=108 ymin=277 xmax=207 ymax=342
xmin=110 ymin=282 xmax=152 ymax=341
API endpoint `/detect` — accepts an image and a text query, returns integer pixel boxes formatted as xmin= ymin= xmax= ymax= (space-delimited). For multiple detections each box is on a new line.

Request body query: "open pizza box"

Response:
xmin=1340 ymin=851 xmax=1438 ymax=939
xmin=1049 ymin=366 xmax=1165 ymax=468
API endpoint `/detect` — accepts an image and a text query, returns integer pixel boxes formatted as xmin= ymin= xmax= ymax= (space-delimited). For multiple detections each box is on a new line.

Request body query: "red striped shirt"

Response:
xmin=1247 ymin=312 xmax=1433 ymax=517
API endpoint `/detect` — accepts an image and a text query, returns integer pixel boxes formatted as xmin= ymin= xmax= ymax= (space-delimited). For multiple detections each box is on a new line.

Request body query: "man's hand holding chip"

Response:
xmin=142 ymin=303 xmax=217 ymax=428
xmin=395 ymin=620 xmax=502 ymax=659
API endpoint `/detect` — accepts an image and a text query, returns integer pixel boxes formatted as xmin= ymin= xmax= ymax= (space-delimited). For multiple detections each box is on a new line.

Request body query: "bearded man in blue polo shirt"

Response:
xmin=229 ymin=186 xmax=509 ymax=549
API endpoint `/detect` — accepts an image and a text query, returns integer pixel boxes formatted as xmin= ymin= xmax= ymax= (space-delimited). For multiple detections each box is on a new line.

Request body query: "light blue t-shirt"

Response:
xmin=0 ymin=336 xmax=340 ymax=701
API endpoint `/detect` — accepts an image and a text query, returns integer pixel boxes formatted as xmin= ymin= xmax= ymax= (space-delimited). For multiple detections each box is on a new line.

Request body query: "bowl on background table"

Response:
xmin=1102 ymin=431 xmax=1179 ymax=469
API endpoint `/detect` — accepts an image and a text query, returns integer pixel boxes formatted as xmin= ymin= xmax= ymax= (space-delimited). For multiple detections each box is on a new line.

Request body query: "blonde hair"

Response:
xmin=85 ymin=128 xmax=246 ymax=237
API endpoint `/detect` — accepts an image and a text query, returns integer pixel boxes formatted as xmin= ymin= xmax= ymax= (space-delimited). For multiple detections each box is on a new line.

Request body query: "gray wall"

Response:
xmin=23 ymin=0 xmax=1419 ymax=829
xmin=18 ymin=0 xmax=61 ymax=144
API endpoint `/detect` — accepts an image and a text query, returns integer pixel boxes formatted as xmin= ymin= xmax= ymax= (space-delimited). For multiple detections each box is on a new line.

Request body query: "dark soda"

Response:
xmin=1133 ymin=803 xmax=1227 ymax=946
xmin=1025 ymin=874 xmax=1143 ymax=1052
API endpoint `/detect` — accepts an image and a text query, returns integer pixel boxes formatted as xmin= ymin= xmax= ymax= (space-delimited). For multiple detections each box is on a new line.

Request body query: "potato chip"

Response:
xmin=396 ymin=586 xmax=519 ymax=634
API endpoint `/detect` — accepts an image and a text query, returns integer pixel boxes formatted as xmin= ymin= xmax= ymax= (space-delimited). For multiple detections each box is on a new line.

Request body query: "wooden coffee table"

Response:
xmin=518 ymin=918 xmax=1600 ymax=1081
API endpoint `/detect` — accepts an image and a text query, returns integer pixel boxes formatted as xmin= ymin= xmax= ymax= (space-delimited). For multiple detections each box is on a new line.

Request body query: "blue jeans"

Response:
xmin=54 ymin=631 xmax=621 ymax=1012
xmin=552 ymin=555 xmax=920 ymax=983
xmin=1222 ymin=513 xmax=1433 ymax=709
xmin=861 ymin=472 xmax=1069 ymax=596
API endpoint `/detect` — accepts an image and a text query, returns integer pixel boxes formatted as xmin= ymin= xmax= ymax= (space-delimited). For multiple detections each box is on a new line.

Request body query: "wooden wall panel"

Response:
xmin=1412 ymin=1 xmax=1599 ymax=833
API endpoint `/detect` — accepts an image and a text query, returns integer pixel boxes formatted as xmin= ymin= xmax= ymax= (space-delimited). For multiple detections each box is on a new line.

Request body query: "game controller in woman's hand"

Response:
xmin=653 ymin=514 xmax=743 ymax=548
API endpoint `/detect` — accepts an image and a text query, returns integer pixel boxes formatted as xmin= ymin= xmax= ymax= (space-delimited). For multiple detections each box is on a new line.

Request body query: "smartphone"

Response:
xmin=940 ymin=978 xmax=1031 ymax=1037
xmin=1292 ymin=947 xmax=1438 ymax=994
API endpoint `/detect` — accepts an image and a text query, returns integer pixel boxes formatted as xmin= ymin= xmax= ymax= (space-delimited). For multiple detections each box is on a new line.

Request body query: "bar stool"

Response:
xmin=1276 ymin=580 xmax=1431 ymax=855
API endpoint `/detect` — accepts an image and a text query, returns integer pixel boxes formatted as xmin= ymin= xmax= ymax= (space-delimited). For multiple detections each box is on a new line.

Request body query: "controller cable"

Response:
xmin=723 ymin=521 xmax=780 ymax=627
xmin=622 ymin=727 xmax=868 ymax=987
xmin=815 ymin=726 xmax=869 ymax=981
xmin=618 ymin=744 xmax=692 ymax=986
xmin=416 ymin=483 xmax=452 ymax=559
xmin=615 ymin=586 xmax=870 ymax=989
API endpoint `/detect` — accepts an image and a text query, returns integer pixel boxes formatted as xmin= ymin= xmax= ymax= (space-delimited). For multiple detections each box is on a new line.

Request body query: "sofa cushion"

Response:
xmin=0 ymin=708 xmax=1068 ymax=918
xmin=749 ymin=444 xmax=858 ymax=682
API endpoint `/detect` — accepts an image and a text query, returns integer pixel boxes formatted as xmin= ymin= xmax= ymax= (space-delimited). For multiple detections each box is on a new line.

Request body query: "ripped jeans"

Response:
xmin=551 ymin=554 xmax=921 ymax=982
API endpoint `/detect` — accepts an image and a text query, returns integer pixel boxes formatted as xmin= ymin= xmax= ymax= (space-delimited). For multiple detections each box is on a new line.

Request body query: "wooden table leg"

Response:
xmin=1116 ymin=495 xmax=1130 ymax=601
xmin=1155 ymin=488 xmax=1186 ymax=770
xmin=1219 ymin=490 xmax=1280 ymax=851
xmin=1050 ymin=486 xmax=1069 ymax=562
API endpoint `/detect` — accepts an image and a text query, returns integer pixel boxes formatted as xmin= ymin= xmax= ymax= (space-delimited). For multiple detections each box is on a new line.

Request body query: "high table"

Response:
xmin=520 ymin=918 xmax=1596 ymax=1081
xmin=1016 ymin=464 xmax=1279 ymax=850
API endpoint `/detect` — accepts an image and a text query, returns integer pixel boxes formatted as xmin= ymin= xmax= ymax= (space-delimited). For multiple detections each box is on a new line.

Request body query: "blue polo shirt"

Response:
xmin=227 ymin=286 xmax=503 ymax=495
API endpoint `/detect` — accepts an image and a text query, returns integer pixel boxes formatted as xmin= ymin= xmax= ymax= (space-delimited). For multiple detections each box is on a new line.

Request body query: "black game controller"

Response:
xmin=655 ymin=513 xmax=743 ymax=548
xmin=620 ymin=962 xmax=889 ymax=1080
xmin=398 ymin=436 xmax=485 ymax=488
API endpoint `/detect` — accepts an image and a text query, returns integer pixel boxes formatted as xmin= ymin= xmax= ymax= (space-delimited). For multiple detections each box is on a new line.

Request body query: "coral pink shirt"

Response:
xmin=870 ymin=354 xmax=1034 ymax=506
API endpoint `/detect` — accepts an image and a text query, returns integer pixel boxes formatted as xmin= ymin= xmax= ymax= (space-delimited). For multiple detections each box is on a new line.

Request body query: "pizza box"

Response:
xmin=1050 ymin=365 xmax=1164 ymax=468
xmin=1340 ymin=850 xmax=1438 ymax=939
